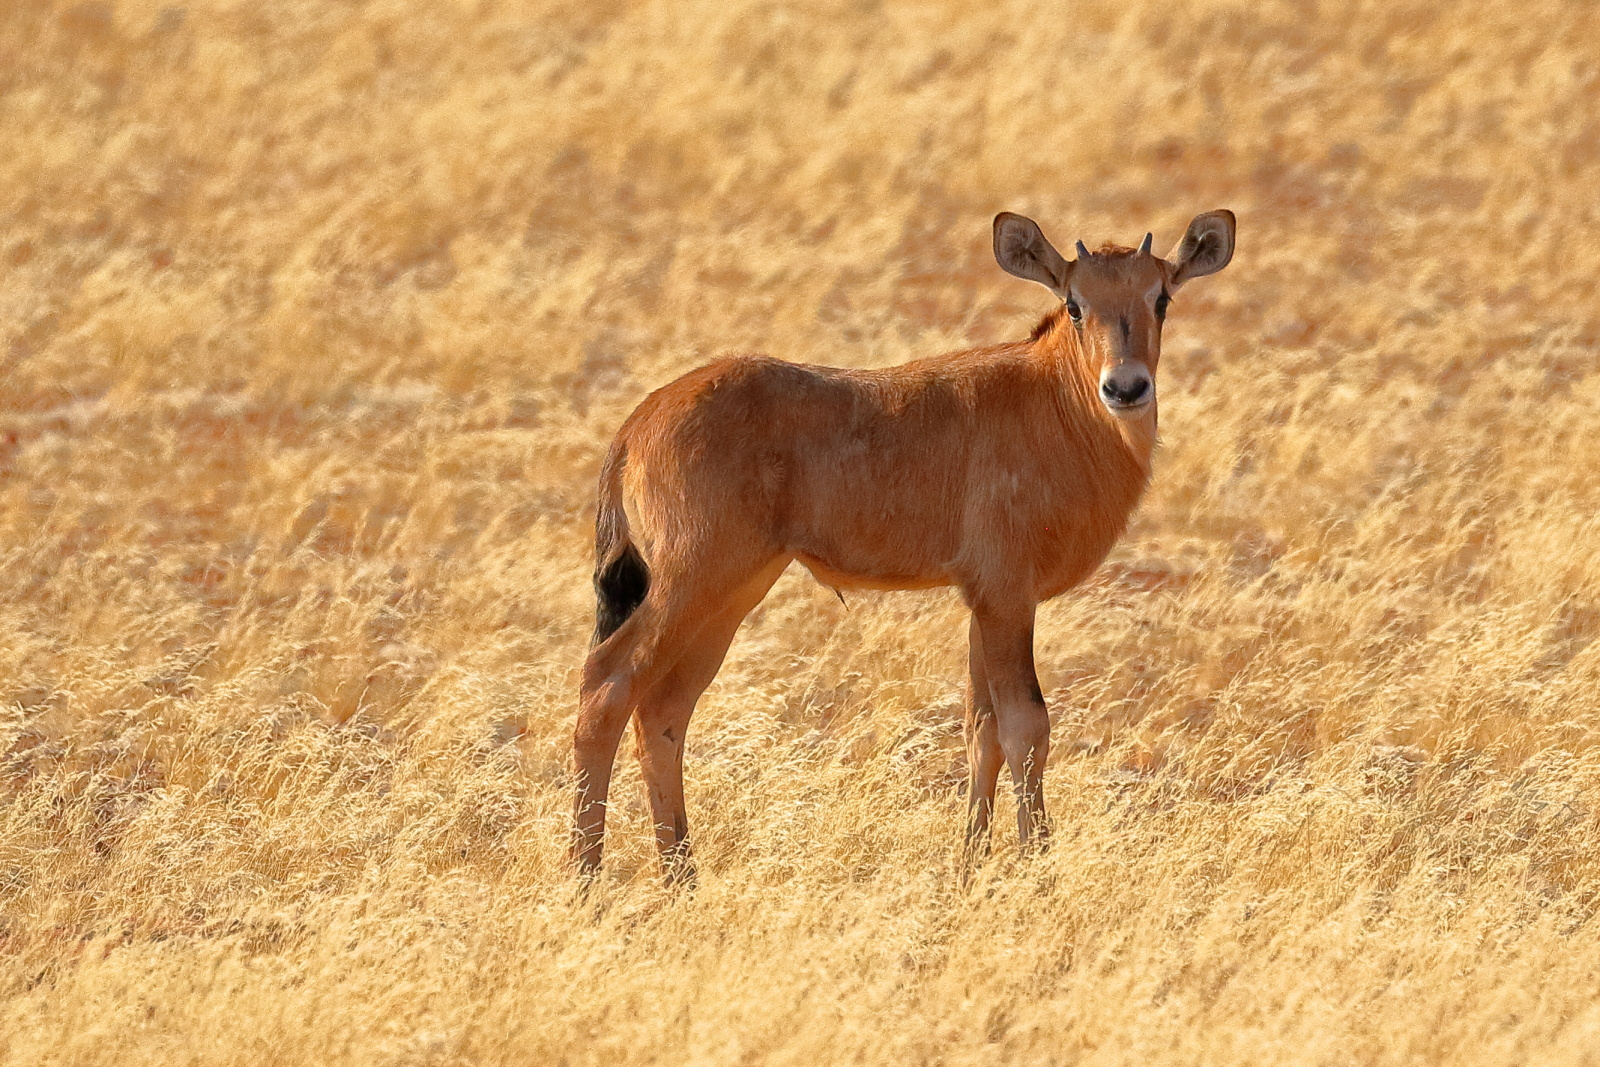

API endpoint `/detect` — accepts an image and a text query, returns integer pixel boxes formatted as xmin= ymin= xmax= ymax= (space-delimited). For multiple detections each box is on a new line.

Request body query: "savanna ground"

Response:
xmin=4 ymin=1 xmax=1600 ymax=1063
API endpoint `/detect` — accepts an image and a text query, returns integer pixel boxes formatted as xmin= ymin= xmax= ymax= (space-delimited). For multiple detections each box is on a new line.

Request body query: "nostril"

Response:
xmin=1102 ymin=377 xmax=1150 ymax=405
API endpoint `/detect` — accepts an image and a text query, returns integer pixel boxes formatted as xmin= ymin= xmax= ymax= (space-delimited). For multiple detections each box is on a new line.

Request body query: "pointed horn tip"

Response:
xmin=1138 ymin=232 xmax=1153 ymax=255
xmin=1074 ymin=240 xmax=1091 ymax=260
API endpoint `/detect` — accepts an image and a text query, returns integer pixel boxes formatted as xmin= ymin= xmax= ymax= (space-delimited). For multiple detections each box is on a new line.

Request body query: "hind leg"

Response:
xmin=572 ymin=555 xmax=787 ymax=877
xmin=633 ymin=558 xmax=788 ymax=884
xmin=573 ymin=603 xmax=662 ymax=878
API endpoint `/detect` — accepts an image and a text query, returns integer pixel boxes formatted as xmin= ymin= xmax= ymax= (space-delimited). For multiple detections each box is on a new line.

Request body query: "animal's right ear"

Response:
xmin=993 ymin=212 xmax=1071 ymax=294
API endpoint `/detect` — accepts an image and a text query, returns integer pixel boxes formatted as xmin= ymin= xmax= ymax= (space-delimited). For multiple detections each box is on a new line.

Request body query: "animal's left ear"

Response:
xmin=1168 ymin=210 xmax=1236 ymax=289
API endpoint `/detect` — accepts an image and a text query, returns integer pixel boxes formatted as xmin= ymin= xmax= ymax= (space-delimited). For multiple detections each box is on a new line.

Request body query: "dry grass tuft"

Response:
xmin=5 ymin=1 xmax=1600 ymax=1062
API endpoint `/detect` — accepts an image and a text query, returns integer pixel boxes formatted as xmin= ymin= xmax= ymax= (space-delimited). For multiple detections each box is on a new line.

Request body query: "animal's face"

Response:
xmin=1067 ymin=252 xmax=1172 ymax=417
xmin=993 ymin=210 xmax=1237 ymax=420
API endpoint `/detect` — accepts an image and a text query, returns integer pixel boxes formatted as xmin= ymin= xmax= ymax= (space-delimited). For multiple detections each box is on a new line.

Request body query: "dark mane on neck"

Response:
xmin=1029 ymin=305 xmax=1069 ymax=342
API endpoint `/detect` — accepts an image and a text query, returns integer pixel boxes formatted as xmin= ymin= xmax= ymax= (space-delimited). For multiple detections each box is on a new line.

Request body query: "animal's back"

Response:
xmin=610 ymin=342 xmax=1142 ymax=596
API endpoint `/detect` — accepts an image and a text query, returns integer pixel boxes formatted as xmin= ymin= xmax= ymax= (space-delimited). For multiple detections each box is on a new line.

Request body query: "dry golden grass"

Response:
xmin=5 ymin=0 xmax=1600 ymax=1062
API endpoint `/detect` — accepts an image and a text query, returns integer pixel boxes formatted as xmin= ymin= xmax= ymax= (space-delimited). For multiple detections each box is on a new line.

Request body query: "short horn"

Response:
xmin=1138 ymin=232 xmax=1153 ymax=255
xmin=1075 ymin=240 xmax=1091 ymax=260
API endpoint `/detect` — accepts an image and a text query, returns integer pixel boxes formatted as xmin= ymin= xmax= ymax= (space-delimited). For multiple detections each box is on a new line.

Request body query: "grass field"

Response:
xmin=6 ymin=1 xmax=1600 ymax=1062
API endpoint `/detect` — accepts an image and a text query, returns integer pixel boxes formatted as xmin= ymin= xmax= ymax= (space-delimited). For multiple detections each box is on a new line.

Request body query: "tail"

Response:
xmin=592 ymin=444 xmax=650 ymax=646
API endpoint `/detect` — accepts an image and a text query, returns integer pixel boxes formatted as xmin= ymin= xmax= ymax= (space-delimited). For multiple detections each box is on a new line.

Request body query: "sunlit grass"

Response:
xmin=4 ymin=0 xmax=1600 ymax=1062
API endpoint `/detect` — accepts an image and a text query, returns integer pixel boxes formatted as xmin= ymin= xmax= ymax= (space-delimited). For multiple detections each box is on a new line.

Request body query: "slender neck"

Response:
xmin=1032 ymin=313 xmax=1158 ymax=477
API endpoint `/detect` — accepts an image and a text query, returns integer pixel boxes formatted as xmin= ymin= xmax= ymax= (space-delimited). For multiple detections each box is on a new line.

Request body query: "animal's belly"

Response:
xmin=795 ymin=554 xmax=954 ymax=593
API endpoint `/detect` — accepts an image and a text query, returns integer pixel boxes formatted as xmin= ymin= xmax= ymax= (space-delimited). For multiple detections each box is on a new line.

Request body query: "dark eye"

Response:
xmin=1155 ymin=292 xmax=1170 ymax=320
xmin=1066 ymin=299 xmax=1083 ymax=323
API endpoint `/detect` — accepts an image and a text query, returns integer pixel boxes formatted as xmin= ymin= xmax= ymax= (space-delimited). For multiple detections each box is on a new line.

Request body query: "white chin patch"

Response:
xmin=1102 ymin=394 xmax=1155 ymax=418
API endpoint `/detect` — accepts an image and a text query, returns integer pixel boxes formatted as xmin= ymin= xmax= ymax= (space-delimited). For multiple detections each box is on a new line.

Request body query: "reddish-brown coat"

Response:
xmin=614 ymin=316 xmax=1151 ymax=607
xmin=572 ymin=210 xmax=1236 ymax=882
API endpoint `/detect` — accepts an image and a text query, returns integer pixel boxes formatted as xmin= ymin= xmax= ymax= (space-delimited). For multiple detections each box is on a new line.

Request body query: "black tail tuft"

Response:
xmin=593 ymin=542 xmax=649 ymax=645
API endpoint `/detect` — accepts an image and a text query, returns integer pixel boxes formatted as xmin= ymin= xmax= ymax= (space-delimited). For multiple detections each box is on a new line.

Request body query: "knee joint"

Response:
xmin=998 ymin=712 xmax=1050 ymax=759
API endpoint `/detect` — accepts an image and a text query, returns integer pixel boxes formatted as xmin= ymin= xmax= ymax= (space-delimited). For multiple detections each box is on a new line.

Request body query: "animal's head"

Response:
xmin=993 ymin=210 xmax=1235 ymax=419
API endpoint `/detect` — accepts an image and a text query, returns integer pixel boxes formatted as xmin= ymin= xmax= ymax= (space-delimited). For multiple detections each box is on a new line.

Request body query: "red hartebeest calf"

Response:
xmin=573 ymin=209 xmax=1236 ymax=882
